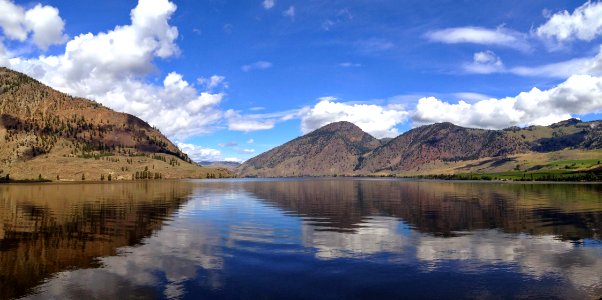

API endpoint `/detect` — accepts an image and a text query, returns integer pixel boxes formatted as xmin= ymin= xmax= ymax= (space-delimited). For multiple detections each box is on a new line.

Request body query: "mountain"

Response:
xmin=0 ymin=67 xmax=231 ymax=181
xmin=238 ymin=119 xmax=602 ymax=177
xmin=200 ymin=161 xmax=242 ymax=170
xmin=361 ymin=119 xmax=601 ymax=173
xmin=238 ymin=121 xmax=382 ymax=177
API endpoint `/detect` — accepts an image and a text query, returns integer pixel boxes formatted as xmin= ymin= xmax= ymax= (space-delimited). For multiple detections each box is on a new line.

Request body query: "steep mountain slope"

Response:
xmin=238 ymin=121 xmax=382 ymax=177
xmin=0 ymin=67 xmax=231 ymax=180
xmin=360 ymin=119 xmax=601 ymax=173
xmin=238 ymin=119 xmax=602 ymax=177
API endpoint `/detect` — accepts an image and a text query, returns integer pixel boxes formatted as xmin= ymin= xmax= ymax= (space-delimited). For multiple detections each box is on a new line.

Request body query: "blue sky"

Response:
xmin=1 ymin=0 xmax=602 ymax=162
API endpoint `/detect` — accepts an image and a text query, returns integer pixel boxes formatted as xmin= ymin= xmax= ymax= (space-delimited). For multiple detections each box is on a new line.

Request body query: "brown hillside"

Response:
xmin=238 ymin=121 xmax=382 ymax=177
xmin=360 ymin=119 xmax=602 ymax=173
xmin=238 ymin=119 xmax=602 ymax=177
xmin=359 ymin=122 xmax=529 ymax=172
xmin=0 ymin=67 xmax=231 ymax=180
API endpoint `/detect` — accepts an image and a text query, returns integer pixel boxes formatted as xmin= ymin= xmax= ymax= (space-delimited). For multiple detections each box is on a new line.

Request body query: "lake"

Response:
xmin=0 ymin=179 xmax=601 ymax=299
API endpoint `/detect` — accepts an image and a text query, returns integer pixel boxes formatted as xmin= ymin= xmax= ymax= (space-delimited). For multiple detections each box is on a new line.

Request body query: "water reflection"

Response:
xmin=0 ymin=181 xmax=194 ymax=299
xmin=242 ymin=179 xmax=602 ymax=239
xmin=0 ymin=179 xmax=600 ymax=299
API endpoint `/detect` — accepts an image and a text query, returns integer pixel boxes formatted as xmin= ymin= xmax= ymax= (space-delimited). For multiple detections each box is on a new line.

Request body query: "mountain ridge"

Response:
xmin=238 ymin=119 xmax=602 ymax=177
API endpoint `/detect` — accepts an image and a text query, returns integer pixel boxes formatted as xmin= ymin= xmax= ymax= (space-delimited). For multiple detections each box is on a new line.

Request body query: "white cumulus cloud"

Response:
xmin=413 ymin=74 xmax=602 ymax=129
xmin=464 ymin=50 xmax=505 ymax=74
xmin=0 ymin=0 xmax=66 ymax=50
xmin=299 ymin=97 xmax=409 ymax=138
xmin=24 ymin=4 xmax=67 ymax=50
xmin=536 ymin=1 xmax=602 ymax=43
xmin=0 ymin=0 xmax=28 ymax=41
xmin=4 ymin=0 xmax=224 ymax=139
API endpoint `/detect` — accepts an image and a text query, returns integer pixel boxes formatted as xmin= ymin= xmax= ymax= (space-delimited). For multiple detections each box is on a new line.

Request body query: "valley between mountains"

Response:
xmin=1 ymin=67 xmax=600 ymax=182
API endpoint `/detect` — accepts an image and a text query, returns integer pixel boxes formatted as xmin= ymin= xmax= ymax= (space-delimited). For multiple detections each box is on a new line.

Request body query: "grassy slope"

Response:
xmin=0 ymin=139 xmax=232 ymax=182
xmin=376 ymin=149 xmax=602 ymax=181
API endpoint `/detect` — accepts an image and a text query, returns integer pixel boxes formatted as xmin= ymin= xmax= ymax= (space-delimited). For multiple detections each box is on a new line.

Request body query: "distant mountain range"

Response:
xmin=0 ymin=67 xmax=231 ymax=181
xmin=238 ymin=119 xmax=602 ymax=177
xmin=200 ymin=161 xmax=242 ymax=170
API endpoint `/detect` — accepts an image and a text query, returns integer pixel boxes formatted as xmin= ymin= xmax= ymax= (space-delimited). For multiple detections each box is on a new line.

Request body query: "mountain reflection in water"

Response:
xmin=0 ymin=179 xmax=600 ymax=299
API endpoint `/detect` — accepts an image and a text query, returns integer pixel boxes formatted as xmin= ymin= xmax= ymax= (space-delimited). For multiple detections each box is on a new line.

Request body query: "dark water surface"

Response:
xmin=0 ymin=179 xmax=601 ymax=299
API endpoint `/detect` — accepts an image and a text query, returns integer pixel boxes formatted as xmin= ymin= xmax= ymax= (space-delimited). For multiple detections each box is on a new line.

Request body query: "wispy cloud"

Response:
xmin=355 ymin=38 xmax=394 ymax=54
xmin=322 ymin=8 xmax=353 ymax=31
xmin=462 ymin=46 xmax=602 ymax=79
xmin=283 ymin=6 xmax=295 ymax=20
xmin=339 ymin=62 xmax=362 ymax=68
xmin=241 ymin=61 xmax=272 ymax=72
xmin=237 ymin=148 xmax=256 ymax=154
xmin=225 ymin=109 xmax=276 ymax=132
xmin=197 ymin=75 xmax=228 ymax=90
xmin=426 ymin=26 xmax=529 ymax=51
xmin=218 ymin=141 xmax=238 ymax=147
xmin=262 ymin=0 xmax=275 ymax=9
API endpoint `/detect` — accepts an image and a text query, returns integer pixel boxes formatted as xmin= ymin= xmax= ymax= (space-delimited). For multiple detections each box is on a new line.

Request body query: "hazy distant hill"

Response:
xmin=238 ymin=121 xmax=382 ymax=177
xmin=0 ymin=67 xmax=231 ymax=181
xmin=238 ymin=119 xmax=602 ymax=177
xmin=200 ymin=161 xmax=242 ymax=170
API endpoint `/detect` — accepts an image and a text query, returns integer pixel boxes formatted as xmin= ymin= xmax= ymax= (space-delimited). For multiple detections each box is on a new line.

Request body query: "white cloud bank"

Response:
xmin=299 ymin=97 xmax=409 ymax=138
xmin=413 ymin=74 xmax=602 ymax=129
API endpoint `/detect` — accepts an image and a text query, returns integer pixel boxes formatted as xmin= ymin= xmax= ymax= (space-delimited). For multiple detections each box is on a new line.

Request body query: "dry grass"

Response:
xmin=0 ymin=141 xmax=231 ymax=181
xmin=389 ymin=149 xmax=602 ymax=177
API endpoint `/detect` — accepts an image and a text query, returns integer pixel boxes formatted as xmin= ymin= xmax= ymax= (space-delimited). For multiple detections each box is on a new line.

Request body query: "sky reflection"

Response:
xmin=2 ymin=179 xmax=600 ymax=299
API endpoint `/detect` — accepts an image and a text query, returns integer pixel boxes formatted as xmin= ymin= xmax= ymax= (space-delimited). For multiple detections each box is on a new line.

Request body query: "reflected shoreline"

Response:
xmin=0 ymin=181 xmax=195 ymax=299
xmin=1 ymin=179 xmax=601 ymax=299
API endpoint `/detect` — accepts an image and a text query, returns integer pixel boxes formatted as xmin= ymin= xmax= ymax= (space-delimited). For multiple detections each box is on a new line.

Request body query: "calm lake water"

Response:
xmin=0 ymin=179 xmax=601 ymax=299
